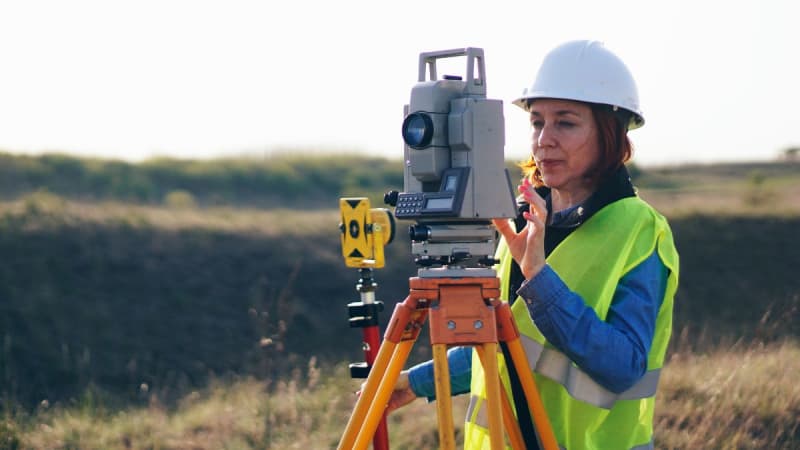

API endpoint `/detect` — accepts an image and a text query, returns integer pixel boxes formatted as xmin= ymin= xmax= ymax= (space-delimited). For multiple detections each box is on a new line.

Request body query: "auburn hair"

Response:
xmin=519 ymin=102 xmax=633 ymax=187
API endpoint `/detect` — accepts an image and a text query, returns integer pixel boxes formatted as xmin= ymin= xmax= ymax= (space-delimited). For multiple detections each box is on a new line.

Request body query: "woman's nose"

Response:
xmin=534 ymin=123 xmax=557 ymax=149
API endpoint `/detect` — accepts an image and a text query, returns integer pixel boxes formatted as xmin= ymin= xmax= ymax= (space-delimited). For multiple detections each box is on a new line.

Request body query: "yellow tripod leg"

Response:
xmin=477 ymin=342 xmax=505 ymax=450
xmin=475 ymin=345 xmax=526 ymax=450
xmin=432 ymin=344 xmax=456 ymax=450
xmin=505 ymin=338 xmax=559 ymax=450
xmin=500 ymin=382 xmax=526 ymax=450
xmin=352 ymin=340 xmax=414 ymax=450
xmin=337 ymin=337 xmax=398 ymax=450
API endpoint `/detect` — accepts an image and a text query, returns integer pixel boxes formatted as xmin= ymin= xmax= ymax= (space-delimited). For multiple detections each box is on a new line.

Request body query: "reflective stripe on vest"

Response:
xmin=465 ymin=337 xmax=659 ymax=418
xmin=519 ymin=335 xmax=660 ymax=409
xmin=466 ymin=395 xmax=656 ymax=450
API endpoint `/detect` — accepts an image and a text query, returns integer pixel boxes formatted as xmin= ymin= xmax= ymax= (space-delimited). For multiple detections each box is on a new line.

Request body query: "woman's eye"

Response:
xmin=530 ymin=120 xmax=544 ymax=129
xmin=557 ymin=121 xmax=575 ymax=129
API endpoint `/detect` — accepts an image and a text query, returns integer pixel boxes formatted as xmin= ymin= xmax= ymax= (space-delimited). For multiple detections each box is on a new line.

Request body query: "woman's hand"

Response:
xmin=359 ymin=370 xmax=418 ymax=413
xmin=385 ymin=370 xmax=418 ymax=413
xmin=492 ymin=177 xmax=547 ymax=280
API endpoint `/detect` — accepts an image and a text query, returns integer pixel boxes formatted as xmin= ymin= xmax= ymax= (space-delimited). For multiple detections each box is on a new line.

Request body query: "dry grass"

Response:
xmin=8 ymin=341 xmax=799 ymax=449
xmin=16 ymin=358 xmax=354 ymax=450
xmin=657 ymin=340 xmax=800 ymax=449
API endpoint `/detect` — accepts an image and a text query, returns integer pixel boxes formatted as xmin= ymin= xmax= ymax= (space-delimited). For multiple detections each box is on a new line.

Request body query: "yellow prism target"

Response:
xmin=339 ymin=197 xmax=395 ymax=269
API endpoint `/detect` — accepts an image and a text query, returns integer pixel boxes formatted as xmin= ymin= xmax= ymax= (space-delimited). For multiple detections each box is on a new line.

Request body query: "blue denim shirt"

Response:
xmin=408 ymin=250 xmax=669 ymax=398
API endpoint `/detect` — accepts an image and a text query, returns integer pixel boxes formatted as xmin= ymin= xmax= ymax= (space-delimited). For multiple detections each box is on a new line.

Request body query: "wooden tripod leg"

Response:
xmin=505 ymin=338 xmax=559 ymax=450
xmin=499 ymin=381 xmax=527 ymax=450
xmin=432 ymin=344 xmax=456 ymax=450
xmin=477 ymin=342 xmax=506 ymax=450
xmin=352 ymin=340 xmax=415 ymax=450
xmin=338 ymin=294 xmax=427 ymax=450
xmin=475 ymin=345 xmax=526 ymax=450
xmin=337 ymin=336 xmax=398 ymax=450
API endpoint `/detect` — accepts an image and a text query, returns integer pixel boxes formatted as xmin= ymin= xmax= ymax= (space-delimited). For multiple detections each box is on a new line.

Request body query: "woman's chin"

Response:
xmin=540 ymin=174 xmax=563 ymax=189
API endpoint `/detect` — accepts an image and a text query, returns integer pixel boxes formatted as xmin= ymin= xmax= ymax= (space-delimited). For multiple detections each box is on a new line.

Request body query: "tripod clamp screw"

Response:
xmin=347 ymin=302 xmax=384 ymax=328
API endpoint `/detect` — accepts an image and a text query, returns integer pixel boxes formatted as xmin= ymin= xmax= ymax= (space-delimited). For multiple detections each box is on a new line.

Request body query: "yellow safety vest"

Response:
xmin=464 ymin=197 xmax=679 ymax=450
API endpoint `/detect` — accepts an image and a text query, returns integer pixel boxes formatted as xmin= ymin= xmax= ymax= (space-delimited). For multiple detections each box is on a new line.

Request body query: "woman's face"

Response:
xmin=529 ymin=99 xmax=600 ymax=193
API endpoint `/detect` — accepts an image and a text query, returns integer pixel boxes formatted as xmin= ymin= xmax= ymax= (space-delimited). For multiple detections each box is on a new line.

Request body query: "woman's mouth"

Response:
xmin=537 ymin=159 xmax=562 ymax=170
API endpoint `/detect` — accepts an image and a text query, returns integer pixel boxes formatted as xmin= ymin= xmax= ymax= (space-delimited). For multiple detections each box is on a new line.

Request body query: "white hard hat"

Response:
xmin=513 ymin=40 xmax=644 ymax=129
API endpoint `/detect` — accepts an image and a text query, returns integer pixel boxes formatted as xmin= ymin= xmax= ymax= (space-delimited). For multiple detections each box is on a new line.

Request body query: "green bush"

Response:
xmin=0 ymin=151 xmax=405 ymax=208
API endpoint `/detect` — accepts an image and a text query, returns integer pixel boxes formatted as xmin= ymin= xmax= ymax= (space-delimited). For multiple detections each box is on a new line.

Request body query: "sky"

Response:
xmin=0 ymin=0 xmax=798 ymax=167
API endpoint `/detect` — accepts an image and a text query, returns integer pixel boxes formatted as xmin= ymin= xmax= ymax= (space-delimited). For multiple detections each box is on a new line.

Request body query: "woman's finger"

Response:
xmin=492 ymin=218 xmax=516 ymax=240
xmin=527 ymin=189 xmax=547 ymax=223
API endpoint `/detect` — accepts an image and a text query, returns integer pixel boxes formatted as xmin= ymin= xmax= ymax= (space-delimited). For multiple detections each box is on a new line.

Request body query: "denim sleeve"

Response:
xmin=517 ymin=250 xmax=668 ymax=394
xmin=407 ymin=345 xmax=473 ymax=400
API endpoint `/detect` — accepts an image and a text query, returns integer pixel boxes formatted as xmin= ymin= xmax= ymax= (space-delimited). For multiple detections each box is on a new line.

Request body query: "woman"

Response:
xmin=388 ymin=40 xmax=680 ymax=450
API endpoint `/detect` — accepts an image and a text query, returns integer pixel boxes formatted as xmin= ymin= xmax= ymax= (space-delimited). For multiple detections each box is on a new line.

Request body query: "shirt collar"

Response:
xmin=528 ymin=165 xmax=637 ymax=229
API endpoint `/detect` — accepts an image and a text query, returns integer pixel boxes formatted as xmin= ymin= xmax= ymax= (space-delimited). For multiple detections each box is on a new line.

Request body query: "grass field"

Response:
xmin=5 ymin=340 xmax=799 ymax=449
xmin=0 ymin=156 xmax=798 ymax=448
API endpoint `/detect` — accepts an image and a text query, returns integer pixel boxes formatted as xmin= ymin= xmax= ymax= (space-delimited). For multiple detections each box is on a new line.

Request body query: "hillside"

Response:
xmin=0 ymin=153 xmax=797 ymax=448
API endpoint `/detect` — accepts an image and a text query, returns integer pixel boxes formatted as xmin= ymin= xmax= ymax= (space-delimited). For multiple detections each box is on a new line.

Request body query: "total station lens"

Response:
xmin=402 ymin=112 xmax=434 ymax=149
